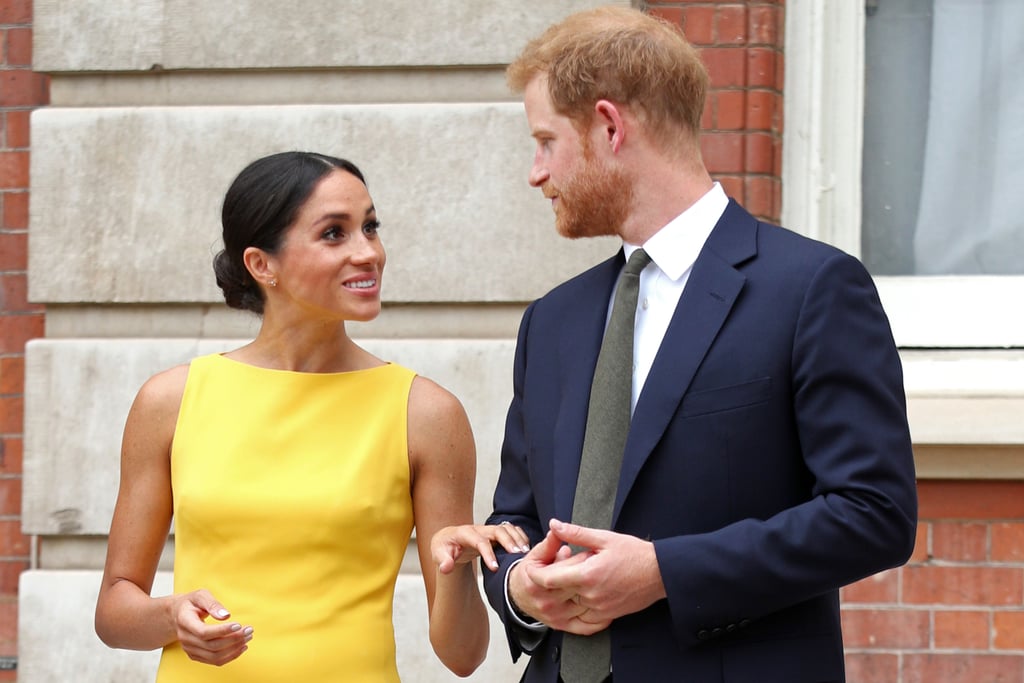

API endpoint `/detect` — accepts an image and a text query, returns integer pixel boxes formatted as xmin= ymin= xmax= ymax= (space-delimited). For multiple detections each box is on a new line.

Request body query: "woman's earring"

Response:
xmin=269 ymin=278 xmax=277 ymax=287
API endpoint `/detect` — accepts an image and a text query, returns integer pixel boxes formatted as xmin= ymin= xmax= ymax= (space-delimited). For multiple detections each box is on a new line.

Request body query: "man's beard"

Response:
xmin=549 ymin=155 xmax=633 ymax=239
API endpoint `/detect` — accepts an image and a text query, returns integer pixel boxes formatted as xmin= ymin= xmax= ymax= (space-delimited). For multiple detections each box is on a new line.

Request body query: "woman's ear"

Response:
xmin=243 ymin=247 xmax=277 ymax=288
xmin=594 ymin=99 xmax=626 ymax=153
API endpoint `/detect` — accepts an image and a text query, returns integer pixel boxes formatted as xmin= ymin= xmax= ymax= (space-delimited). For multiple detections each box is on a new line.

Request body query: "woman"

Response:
xmin=94 ymin=151 xmax=529 ymax=681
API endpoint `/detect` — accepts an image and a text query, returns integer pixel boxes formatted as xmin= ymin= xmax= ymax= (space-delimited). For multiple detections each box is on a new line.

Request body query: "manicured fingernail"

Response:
xmin=214 ymin=608 xmax=229 ymax=618
xmin=229 ymin=623 xmax=241 ymax=632
xmin=243 ymin=627 xmax=254 ymax=637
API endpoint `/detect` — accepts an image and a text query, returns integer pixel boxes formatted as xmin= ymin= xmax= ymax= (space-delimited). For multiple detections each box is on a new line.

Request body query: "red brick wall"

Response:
xmin=0 ymin=0 xmax=47 ymax=678
xmin=843 ymin=481 xmax=1024 ymax=682
xmin=647 ymin=0 xmax=784 ymax=223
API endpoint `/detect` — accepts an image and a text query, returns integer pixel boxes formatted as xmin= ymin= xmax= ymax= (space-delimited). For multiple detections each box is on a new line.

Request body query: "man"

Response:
xmin=483 ymin=6 xmax=918 ymax=683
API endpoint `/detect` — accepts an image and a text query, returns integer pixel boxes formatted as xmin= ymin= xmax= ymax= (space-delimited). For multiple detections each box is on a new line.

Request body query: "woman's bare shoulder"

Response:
xmin=118 ymin=362 xmax=193 ymax=470
xmin=406 ymin=375 xmax=474 ymax=466
xmin=407 ymin=374 xmax=467 ymax=424
xmin=130 ymin=362 xmax=191 ymax=422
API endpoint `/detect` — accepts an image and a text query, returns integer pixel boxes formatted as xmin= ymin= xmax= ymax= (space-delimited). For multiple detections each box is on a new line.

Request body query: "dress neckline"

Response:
xmin=211 ymin=352 xmax=393 ymax=377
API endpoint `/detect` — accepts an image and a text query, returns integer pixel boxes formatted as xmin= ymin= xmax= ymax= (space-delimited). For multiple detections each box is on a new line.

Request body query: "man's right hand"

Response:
xmin=508 ymin=527 xmax=612 ymax=635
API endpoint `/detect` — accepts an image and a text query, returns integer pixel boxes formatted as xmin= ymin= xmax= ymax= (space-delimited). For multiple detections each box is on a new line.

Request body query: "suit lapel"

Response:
xmin=613 ymin=201 xmax=758 ymax=524
xmin=552 ymin=252 xmax=623 ymax=523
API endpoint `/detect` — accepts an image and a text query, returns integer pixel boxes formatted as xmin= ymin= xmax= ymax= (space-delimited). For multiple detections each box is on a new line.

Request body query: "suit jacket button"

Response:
xmin=711 ymin=627 xmax=724 ymax=638
xmin=739 ymin=619 xmax=752 ymax=628
xmin=696 ymin=629 xmax=710 ymax=640
xmin=726 ymin=623 xmax=737 ymax=633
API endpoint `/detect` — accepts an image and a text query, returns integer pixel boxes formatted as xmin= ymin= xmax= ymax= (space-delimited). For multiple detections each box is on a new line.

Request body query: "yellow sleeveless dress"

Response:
xmin=156 ymin=353 xmax=416 ymax=682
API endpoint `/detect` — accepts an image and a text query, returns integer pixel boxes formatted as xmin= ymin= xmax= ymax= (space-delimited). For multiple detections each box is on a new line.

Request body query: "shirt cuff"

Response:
xmin=504 ymin=558 xmax=548 ymax=650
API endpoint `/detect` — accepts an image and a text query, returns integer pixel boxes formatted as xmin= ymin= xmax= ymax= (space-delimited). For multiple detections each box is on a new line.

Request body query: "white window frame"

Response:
xmin=782 ymin=0 xmax=1024 ymax=350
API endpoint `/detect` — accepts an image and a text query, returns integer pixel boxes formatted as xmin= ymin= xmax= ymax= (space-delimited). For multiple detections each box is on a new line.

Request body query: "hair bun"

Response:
xmin=213 ymin=250 xmax=264 ymax=314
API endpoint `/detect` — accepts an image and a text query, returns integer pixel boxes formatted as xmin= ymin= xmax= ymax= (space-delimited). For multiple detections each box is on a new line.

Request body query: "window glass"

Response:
xmin=862 ymin=0 xmax=1024 ymax=275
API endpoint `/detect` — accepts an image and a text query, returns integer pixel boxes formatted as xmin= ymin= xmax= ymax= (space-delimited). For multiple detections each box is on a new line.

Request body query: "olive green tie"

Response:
xmin=560 ymin=248 xmax=651 ymax=683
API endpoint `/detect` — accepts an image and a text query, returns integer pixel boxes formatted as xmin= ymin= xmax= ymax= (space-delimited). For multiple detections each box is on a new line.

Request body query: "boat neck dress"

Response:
xmin=155 ymin=353 xmax=417 ymax=682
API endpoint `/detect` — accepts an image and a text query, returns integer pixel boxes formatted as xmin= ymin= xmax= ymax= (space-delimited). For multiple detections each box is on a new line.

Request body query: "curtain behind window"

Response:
xmin=862 ymin=0 xmax=1024 ymax=275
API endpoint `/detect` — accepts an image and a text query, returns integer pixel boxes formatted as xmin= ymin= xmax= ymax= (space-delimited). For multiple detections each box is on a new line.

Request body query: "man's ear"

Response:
xmin=243 ymin=247 xmax=276 ymax=288
xmin=594 ymin=99 xmax=626 ymax=153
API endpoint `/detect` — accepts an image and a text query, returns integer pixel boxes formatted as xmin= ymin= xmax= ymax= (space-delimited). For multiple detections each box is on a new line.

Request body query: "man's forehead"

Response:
xmin=523 ymin=77 xmax=558 ymax=124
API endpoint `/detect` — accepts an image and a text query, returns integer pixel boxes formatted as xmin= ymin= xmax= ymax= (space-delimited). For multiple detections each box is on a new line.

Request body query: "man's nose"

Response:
xmin=528 ymin=160 xmax=549 ymax=188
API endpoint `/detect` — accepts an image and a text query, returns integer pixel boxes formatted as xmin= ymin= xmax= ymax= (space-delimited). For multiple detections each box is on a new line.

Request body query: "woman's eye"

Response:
xmin=363 ymin=220 xmax=381 ymax=235
xmin=322 ymin=226 xmax=341 ymax=240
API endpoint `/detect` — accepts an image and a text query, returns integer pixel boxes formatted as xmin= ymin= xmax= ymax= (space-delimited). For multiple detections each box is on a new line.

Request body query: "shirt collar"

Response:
xmin=623 ymin=182 xmax=729 ymax=281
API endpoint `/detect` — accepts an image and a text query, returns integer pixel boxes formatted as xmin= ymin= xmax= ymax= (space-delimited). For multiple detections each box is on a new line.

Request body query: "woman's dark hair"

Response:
xmin=213 ymin=151 xmax=366 ymax=314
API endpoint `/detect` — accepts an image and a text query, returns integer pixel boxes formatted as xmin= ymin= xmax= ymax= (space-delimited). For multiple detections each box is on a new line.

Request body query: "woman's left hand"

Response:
xmin=431 ymin=523 xmax=531 ymax=574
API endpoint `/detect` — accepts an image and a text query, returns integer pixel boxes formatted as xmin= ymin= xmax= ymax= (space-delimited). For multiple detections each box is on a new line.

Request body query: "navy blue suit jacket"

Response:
xmin=483 ymin=201 xmax=918 ymax=683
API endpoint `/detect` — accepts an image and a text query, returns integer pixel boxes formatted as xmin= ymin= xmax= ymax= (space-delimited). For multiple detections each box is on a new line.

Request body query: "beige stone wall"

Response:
xmin=22 ymin=1 xmax=628 ymax=680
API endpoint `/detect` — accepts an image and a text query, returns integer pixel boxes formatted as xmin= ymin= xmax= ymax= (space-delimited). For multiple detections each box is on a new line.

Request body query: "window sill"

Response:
xmin=903 ymin=350 xmax=1024 ymax=479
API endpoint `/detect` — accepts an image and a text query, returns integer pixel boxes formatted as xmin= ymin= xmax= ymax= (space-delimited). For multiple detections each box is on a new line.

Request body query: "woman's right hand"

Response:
xmin=171 ymin=589 xmax=253 ymax=666
xmin=431 ymin=522 xmax=531 ymax=574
